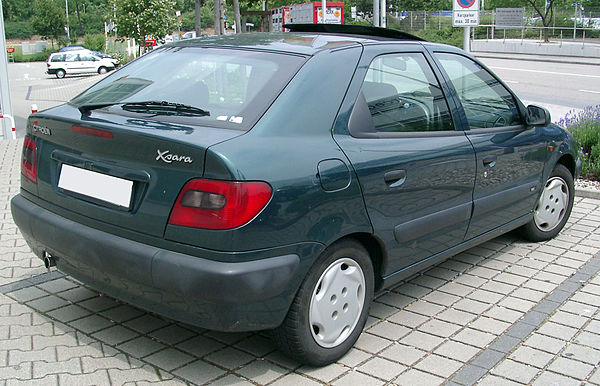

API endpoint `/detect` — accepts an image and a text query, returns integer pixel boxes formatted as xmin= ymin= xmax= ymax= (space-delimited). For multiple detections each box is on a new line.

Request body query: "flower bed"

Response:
xmin=558 ymin=105 xmax=600 ymax=181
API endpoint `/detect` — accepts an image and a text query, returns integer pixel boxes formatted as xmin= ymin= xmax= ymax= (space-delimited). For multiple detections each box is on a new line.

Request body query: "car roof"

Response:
xmin=169 ymin=25 xmax=428 ymax=56
xmin=51 ymin=49 xmax=95 ymax=55
xmin=58 ymin=45 xmax=86 ymax=51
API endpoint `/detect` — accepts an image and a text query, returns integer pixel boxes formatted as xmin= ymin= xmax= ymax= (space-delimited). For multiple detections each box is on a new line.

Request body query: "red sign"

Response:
xmin=6 ymin=48 xmax=15 ymax=53
xmin=457 ymin=0 xmax=476 ymax=8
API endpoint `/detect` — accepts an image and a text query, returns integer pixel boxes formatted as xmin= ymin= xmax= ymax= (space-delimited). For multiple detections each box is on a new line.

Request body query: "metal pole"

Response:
xmin=380 ymin=0 xmax=386 ymax=27
xmin=463 ymin=26 xmax=470 ymax=52
xmin=322 ymin=0 xmax=327 ymax=23
xmin=0 ymin=114 xmax=16 ymax=140
xmin=65 ymin=0 xmax=70 ymax=42
xmin=373 ymin=0 xmax=380 ymax=27
xmin=492 ymin=10 xmax=495 ymax=39
xmin=574 ymin=4 xmax=577 ymax=40
xmin=0 ymin=1 xmax=14 ymax=139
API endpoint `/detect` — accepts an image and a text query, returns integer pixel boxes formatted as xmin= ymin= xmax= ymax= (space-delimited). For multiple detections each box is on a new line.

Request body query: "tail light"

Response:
xmin=22 ymin=136 xmax=37 ymax=183
xmin=168 ymin=179 xmax=272 ymax=230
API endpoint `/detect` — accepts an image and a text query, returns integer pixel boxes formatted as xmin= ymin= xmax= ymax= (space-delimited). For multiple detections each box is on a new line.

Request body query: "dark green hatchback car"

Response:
xmin=11 ymin=25 xmax=580 ymax=365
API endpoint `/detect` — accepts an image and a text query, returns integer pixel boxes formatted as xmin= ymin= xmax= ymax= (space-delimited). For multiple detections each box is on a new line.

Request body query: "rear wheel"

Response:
xmin=98 ymin=66 xmax=108 ymax=74
xmin=272 ymin=239 xmax=374 ymax=366
xmin=56 ymin=69 xmax=66 ymax=79
xmin=520 ymin=164 xmax=574 ymax=241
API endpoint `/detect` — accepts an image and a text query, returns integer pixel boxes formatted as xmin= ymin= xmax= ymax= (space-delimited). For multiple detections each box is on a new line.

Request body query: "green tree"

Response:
xmin=115 ymin=0 xmax=176 ymax=51
xmin=524 ymin=0 xmax=555 ymax=42
xmin=2 ymin=0 xmax=35 ymax=21
xmin=31 ymin=0 xmax=66 ymax=48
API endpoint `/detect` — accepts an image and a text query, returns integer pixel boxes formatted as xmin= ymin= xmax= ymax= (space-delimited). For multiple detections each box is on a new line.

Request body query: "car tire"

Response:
xmin=520 ymin=163 xmax=574 ymax=242
xmin=272 ymin=239 xmax=374 ymax=366
xmin=98 ymin=66 xmax=108 ymax=74
xmin=56 ymin=69 xmax=66 ymax=79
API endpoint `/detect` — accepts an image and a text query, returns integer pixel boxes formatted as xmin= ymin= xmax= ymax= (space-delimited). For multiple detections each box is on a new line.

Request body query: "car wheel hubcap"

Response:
xmin=534 ymin=176 xmax=569 ymax=232
xmin=309 ymin=257 xmax=365 ymax=348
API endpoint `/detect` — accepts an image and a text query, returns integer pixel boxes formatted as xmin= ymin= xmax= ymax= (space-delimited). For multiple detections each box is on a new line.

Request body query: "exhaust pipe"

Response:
xmin=43 ymin=252 xmax=56 ymax=270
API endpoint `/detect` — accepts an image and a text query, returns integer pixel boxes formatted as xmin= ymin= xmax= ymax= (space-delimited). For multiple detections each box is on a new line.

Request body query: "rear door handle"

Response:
xmin=482 ymin=155 xmax=497 ymax=168
xmin=384 ymin=169 xmax=406 ymax=188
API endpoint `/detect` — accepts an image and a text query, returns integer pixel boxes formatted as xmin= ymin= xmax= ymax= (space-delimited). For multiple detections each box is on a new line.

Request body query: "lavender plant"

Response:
xmin=557 ymin=105 xmax=600 ymax=180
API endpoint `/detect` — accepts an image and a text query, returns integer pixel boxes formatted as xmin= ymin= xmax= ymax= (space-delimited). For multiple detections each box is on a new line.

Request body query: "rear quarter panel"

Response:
xmin=164 ymin=46 xmax=373 ymax=258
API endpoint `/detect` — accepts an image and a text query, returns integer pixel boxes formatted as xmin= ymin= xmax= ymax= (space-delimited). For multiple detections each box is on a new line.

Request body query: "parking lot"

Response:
xmin=5 ymin=62 xmax=107 ymax=138
xmin=1 ymin=59 xmax=600 ymax=385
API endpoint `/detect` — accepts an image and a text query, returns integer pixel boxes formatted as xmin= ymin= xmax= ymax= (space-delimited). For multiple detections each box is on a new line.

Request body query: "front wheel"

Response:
xmin=272 ymin=239 xmax=374 ymax=366
xmin=98 ymin=66 xmax=108 ymax=74
xmin=520 ymin=163 xmax=574 ymax=242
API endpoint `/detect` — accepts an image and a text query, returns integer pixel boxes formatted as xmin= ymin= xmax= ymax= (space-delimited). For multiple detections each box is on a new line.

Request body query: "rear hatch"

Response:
xmin=24 ymin=44 xmax=307 ymax=238
xmin=26 ymin=103 xmax=243 ymax=237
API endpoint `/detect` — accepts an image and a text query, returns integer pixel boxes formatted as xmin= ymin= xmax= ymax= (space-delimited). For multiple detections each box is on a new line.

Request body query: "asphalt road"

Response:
xmin=3 ymin=57 xmax=600 ymax=138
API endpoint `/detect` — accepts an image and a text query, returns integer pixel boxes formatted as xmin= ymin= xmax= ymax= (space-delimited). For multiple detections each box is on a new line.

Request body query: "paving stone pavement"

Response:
xmin=1 ymin=137 xmax=600 ymax=385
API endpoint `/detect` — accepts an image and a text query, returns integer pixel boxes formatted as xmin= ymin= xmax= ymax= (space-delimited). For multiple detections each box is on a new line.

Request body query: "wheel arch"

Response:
xmin=335 ymin=232 xmax=386 ymax=292
xmin=556 ymin=153 xmax=576 ymax=177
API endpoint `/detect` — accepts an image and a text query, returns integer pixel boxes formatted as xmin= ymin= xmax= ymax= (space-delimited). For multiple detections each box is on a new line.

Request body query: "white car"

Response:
xmin=47 ymin=51 xmax=118 ymax=79
xmin=182 ymin=31 xmax=196 ymax=39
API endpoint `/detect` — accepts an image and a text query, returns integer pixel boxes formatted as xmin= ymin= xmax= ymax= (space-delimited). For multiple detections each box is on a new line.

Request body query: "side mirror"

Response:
xmin=526 ymin=105 xmax=551 ymax=126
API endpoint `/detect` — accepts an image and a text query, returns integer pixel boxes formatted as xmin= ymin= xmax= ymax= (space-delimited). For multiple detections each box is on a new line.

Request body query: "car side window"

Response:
xmin=358 ymin=53 xmax=454 ymax=133
xmin=435 ymin=53 xmax=523 ymax=129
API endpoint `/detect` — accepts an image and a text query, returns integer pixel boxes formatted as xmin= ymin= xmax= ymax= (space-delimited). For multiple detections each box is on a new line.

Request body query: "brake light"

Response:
xmin=72 ymin=125 xmax=113 ymax=139
xmin=22 ymin=136 xmax=37 ymax=183
xmin=168 ymin=179 xmax=272 ymax=230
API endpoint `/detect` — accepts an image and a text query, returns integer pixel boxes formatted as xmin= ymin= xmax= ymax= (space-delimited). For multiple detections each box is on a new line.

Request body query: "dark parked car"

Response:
xmin=12 ymin=24 xmax=580 ymax=366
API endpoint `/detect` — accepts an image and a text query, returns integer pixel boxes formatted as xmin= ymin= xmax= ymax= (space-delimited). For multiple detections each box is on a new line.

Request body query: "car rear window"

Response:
xmin=70 ymin=47 xmax=307 ymax=130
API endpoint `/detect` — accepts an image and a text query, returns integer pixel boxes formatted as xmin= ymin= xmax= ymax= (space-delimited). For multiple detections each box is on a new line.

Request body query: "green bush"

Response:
xmin=57 ymin=37 xmax=69 ymax=48
xmin=558 ymin=106 xmax=600 ymax=180
xmin=12 ymin=47 xmax=55 ymax=62
xmin=84 ymin=34 xmax=106 ymax=52
xmin=106 ymin=50 xmax=130 ymax=66
xmin=417 ymin=27 xmax=463 ymax=48
xmin=5 ymin=21 xmax=34 ymax=39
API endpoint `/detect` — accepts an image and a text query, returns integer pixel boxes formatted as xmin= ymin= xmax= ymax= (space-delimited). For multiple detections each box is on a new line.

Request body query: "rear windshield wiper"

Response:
xmin=122 ymin=101 xmax=210 ymax=117
xmin=76 ymin=101 xmax=210 ymax=117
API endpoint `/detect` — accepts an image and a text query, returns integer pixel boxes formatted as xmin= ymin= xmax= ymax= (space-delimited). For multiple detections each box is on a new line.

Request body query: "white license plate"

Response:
xmin=58 ymin=164 xmax=133 ymax=208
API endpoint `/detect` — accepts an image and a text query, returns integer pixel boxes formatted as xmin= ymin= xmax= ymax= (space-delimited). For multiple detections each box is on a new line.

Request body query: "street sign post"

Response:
xmin=453 ymin=0 xmax=480 ymax=52
xmin=453 ymin=0 xmax=480 ymax=26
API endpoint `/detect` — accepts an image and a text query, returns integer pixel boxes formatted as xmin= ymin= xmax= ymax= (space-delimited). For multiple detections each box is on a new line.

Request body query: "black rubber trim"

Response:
xmin=394 ymin=202 xmax=472 ymax=243
xmin=473 ymin=182 xmax=539 ymax=217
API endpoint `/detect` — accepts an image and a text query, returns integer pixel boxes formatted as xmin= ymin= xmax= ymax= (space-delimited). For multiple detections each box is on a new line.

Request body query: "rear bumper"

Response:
xmin=11 ymin=194 xmax=318 ymax=331
xmin=47 ymin=69 xmax=57 ymax=75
